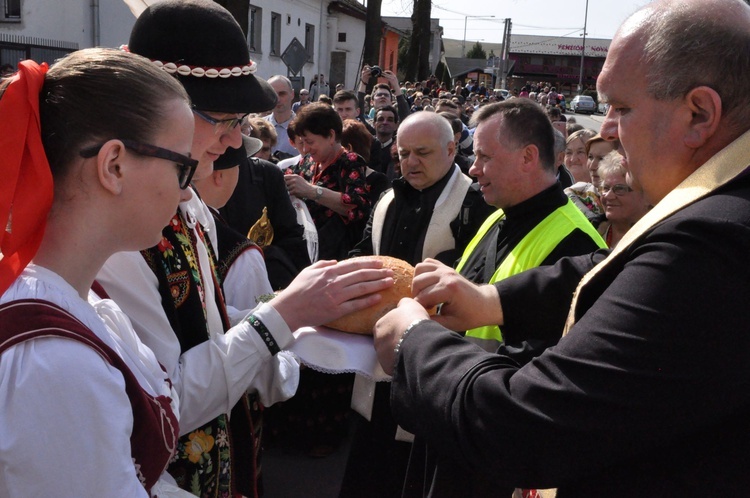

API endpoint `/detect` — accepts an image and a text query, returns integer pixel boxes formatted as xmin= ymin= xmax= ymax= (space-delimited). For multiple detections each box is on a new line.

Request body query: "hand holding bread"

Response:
xmin=325 ymin=256 xmax=436 ymax=334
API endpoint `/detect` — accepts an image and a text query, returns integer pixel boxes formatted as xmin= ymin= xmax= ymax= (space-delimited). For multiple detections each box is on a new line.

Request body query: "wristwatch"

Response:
xmin=314 ymin=186 xmax=324 ymax=201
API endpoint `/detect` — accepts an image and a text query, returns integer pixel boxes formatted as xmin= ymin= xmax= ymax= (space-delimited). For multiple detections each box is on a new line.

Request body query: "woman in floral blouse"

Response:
xmin=284 ymin=103 xmax=371 ymax=260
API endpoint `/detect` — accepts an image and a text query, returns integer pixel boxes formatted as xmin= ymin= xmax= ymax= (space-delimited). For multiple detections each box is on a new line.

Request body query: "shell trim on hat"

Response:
xmin=119 ymin=45 xmax=257 ymax=78
xmin=152 ymin=59 xmax=257 ymax=78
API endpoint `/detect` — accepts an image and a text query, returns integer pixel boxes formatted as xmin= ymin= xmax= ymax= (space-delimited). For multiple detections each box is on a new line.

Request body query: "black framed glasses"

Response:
xmin=79 ymin=139 xmax=198 ymax=189
xmin=193 ymin=109 xmax=249 ymax=135
xmin=600 ymin=183 xmax=633 ymax=196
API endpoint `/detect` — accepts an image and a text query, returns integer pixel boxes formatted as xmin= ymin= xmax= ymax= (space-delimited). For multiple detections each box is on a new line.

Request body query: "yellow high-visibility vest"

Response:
xmin=456 ymin=198 xmax=606 ymax=348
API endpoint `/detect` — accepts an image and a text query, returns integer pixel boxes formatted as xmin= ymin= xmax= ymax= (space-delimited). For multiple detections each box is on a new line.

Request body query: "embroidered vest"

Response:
xmin=141 ymin=210 xmax=261 ymax=498
xmin=0 ymin=299 xmax=179 ymax=494
xmin=457 ymin=200 xmax=606 ymax=350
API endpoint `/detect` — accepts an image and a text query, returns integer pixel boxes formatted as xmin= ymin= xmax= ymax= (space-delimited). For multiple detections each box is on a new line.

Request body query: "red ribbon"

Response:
xmin=0 ymin=60 xmax=52 ymax=294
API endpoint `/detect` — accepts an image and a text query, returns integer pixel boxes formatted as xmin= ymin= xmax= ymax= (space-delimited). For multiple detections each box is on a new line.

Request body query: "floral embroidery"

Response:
xmin=172 ymin=416 xmax=232 ymax=498
xmin=147 ymin=209 xmax=235 ymax=497
xmin=288 ymin=152 xmax=371 ymax=227
xmin=157 ymin=237 xmax=174 ymax=257
xmin=185 ymin=430 xmax=215 ymax=464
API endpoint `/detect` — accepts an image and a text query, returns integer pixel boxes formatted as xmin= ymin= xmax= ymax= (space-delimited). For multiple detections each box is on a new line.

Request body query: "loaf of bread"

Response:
xmin=324 ymin=256 xmax=432 ymax=335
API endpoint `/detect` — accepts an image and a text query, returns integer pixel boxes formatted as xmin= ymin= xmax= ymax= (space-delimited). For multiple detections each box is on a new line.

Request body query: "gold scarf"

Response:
xmin=563 ymin=129 xmax=750 ymax=335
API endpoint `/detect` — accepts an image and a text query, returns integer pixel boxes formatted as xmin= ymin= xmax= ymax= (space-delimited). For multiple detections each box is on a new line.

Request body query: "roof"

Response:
xmin=443 ymin=57 xmax=491 ymax=79
xmin=382 ymin=16 xmax=442 ymax=34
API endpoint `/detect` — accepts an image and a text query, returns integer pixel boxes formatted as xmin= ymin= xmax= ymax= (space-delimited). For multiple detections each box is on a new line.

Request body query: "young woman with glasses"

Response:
xmin=0 ymin=48 xmax=195 ymax=497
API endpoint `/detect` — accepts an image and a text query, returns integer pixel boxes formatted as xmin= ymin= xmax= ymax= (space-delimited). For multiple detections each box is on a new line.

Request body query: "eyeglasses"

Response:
xmin=80 ymin=139 xmax=198 ymax=190
xmin=599 ymin=183 xmax=633 ymax=196
xmin=193 ymin=109 xmax=249 ymax=135
xmin=374 ymin=93 xmax=391 ymax=98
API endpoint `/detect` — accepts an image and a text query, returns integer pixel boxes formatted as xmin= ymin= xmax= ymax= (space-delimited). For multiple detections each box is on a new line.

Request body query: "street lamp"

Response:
xmin=462 ymin=15 xmax=495 ymax=57
xmin=577 ymin=0 xmax=590 ymax=94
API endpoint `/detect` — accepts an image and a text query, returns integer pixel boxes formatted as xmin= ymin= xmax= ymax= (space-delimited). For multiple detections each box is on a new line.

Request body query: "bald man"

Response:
xmin=374 ymin=0 xmax=750 ymax=495
xmin=350 ymin=111 xmax=493 ymax=266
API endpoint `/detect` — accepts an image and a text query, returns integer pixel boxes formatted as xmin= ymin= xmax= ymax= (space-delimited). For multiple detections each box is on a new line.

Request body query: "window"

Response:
xmin=270 ymin=12 xmax=281 ymax=56
xmin=4 ymin=0 xmax=21 ymax=20
xmin=305 ymin=23 xmax=315 ymax=62
xmin=248 ymin=5 xmax=262 ymax=53
xmin=338 ymin=32 xmax=346 ymax=43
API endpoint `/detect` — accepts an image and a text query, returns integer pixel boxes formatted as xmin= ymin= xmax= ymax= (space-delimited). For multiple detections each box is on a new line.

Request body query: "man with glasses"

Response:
xmin=96 ymin=1 xmax=394 ymax=496
xmin=358 ymin=64 xmax=411 ymax=124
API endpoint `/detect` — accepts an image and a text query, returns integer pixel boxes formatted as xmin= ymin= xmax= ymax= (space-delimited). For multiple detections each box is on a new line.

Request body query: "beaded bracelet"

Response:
xmin=393 ymin=318 xmax=429 ymax=367
xmin=246 ymin=314 xmax=280 ymax=355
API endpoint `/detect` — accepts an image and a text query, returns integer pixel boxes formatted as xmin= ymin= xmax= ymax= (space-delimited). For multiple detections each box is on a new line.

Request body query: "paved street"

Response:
xmin=565 ymin=109 xmax=604 ymax=132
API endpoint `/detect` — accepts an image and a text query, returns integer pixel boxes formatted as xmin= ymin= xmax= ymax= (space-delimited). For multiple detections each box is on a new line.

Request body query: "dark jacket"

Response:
xmin=393 ymin=172 xmax=750 ymax=497
xmin=220 ymin=157 xmax=311 ymax=289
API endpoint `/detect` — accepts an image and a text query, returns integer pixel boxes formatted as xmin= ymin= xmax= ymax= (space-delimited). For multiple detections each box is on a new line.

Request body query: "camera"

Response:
xmin=369 ymin=65 xmax=382 ymax=79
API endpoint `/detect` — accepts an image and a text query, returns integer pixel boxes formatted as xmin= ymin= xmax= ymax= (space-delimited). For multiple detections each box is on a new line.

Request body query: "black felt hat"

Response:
xmin=128 ymin=0 xmax=277 ymax=113
xmin=213 ymin=135 xmax=263 ymax=170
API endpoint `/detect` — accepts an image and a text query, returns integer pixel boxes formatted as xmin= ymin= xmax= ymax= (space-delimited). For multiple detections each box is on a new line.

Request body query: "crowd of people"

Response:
xmin=1 ymin=0 xmax=749 ymax=496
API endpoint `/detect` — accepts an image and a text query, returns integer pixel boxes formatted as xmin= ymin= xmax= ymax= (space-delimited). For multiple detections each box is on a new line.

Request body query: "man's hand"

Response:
xmin=412 ymin=258 xmax=504 ymax=331
xmin=270 ymin=258 xmax=394 ymax=331
xmin=382 ymin=70 xmax=402 ymax=95
xmin=373 ymin=298 xmax=429 ymax=375
xmin=360 ymin=65 xmax=373 ymax=88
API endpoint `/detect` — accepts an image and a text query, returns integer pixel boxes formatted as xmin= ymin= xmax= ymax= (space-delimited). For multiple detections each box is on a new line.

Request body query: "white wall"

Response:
xmin=0 ymin=0 xmax=367 ymax=92
xmin=0 ymin=0 xmax=93 ymax=47
xmin=329 ymin=11 xmax=366 ymax=89
xmin=246 ymin=0 xmax=365 ymax=92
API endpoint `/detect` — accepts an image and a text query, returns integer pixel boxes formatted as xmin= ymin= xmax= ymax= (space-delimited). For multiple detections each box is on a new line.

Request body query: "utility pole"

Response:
xmin=499 ymin=18 xmax=512 ymax=90
xmin=577 ymin=0 xmax=589 ymax=94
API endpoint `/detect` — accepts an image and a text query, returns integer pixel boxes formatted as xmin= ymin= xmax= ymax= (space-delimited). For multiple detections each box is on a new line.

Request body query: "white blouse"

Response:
xmin=96 ymin=190 xmax=299 ymax=434
xmin=0 ymin=265 xmax=191 ymax=497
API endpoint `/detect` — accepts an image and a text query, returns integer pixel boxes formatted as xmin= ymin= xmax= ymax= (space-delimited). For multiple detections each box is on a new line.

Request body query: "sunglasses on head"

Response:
xmin=79 ymin=139 xmax=198 ymax=189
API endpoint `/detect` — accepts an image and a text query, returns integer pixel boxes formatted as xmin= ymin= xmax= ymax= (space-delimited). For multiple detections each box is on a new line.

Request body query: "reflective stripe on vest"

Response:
xmin=457 ymin=199 xmax=606 ymax=344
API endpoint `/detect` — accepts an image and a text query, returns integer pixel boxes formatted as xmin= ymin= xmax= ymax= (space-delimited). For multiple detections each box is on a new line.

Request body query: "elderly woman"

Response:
xmin=284 ymin=103 xmax=370 ymax=260
xmin=597 ymin=150 xmax=651 ymax=248
xmin=586 ymin=133 xmax=619 ymax=189
xmin=564 ymin=128 xmax=597 ymax=183
xmin=0 ymin=48 xmax=195 ymax=497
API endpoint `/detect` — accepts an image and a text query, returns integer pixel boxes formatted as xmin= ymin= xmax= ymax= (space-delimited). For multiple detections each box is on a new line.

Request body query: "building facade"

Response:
xmin=507 ymin=33 xmax=610 ymax=95
xmin=0 ymin=0 xmax=376 ymax=94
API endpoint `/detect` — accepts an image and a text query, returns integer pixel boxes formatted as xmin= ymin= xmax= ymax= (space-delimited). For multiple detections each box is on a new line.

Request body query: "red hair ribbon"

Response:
xmin=0 ymin=60 xmax=52 ymax=295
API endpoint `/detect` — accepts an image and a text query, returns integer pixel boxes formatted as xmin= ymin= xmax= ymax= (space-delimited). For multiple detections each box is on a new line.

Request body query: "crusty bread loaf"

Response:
xmin=324 ymin=256 xmax=432 ymax=335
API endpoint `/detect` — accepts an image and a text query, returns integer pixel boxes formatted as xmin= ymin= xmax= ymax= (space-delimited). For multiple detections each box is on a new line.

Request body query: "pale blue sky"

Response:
xmin=380 ymin=0 xmax=651 ymax=44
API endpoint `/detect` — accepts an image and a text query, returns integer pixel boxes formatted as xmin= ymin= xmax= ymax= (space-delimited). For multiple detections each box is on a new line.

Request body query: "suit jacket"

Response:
xmin=391 ymin=130 xmax=750 ymax=497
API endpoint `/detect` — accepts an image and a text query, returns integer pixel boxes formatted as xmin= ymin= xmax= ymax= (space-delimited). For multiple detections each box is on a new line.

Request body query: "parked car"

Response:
xmin=494 ymin=88 xmax=510 ymax=100
xmin=570 ymin=95 xmax=597 ymax=114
